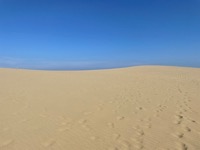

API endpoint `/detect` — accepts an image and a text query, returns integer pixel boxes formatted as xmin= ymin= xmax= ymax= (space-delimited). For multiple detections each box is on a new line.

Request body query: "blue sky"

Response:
xmin=0 ymin=0 xmax=200 ymax=69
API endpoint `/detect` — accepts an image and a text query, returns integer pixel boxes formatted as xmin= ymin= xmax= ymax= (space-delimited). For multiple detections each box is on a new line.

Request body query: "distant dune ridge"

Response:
xmin=0 ymin=66 xmax=200 ymax=150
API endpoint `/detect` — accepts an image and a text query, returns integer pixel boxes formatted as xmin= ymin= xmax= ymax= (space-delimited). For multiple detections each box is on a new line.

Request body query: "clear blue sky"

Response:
xmin=0 ymin=0 xmax=200 ymax=70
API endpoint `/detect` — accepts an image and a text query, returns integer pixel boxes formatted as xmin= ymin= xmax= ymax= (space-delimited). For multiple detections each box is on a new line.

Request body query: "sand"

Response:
xmin=0 ymin=66 xmax=200 ymax=150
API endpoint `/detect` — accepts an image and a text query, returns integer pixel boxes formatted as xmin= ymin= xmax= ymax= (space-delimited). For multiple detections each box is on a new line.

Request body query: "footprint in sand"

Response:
xmin=183 ymin=126 xmax=191 ymax=132
xmin=108 ymin=122 xmax=115 ymax=128
xmin=173 ymin=132 xmax=184 ymax=138
xmin=136 ymin=107 xmax=143 ymax=111
xmin=137 ymin=130 xmax=145 ymax=136
xmin=176 ymin=142 xmax=188 ymax=150
xmin=144 ymin=123 xmax=152 ymax=129
xmin=176 ymin=115 xmax=184 ymax=119
xmin=154 ymin=104 xmax=167 ymax=117
xmin=131 ymin=137 xmax=144 ymax=150
xmin=141 ymin=118 xmax=152 ymax=129
xmin=132 ymin=126 xmax=145 ymax=149
xmin=174 ymin=114 xmax=184 ymax=125
xmin=172 ymin=113 xmax=192 ymax=150
xmin=116 ymin=116 xmax=125 ymax=121
xmin=109 ymin=132 xmax=132 ymax=150
xmin=185 ymin=117 xmax=197 ymax=124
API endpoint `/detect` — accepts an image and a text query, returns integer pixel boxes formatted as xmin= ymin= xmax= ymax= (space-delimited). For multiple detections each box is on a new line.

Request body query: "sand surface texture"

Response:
xmin=0 ymin=66 xmax=200 ymax=150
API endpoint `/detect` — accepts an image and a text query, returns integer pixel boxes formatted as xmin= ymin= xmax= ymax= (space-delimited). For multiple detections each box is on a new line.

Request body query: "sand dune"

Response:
xmin=0 ymin=66 xmax=200 ymax=150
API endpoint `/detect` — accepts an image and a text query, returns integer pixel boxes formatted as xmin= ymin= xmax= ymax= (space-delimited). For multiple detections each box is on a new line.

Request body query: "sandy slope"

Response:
xmin=0 ymin=66 xmax=200 ymax=150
